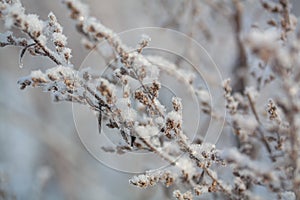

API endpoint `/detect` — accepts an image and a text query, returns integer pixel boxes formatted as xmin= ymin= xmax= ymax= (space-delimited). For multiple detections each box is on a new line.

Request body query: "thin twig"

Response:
xmin=247 ymin=93 xmax=275 ymax=161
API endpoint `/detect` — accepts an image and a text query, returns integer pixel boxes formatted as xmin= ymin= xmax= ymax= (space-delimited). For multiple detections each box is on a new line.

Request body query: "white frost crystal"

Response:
xmin=116 ymin=98 xmax=137 ymax=122
xmin=135 ymin=124 xmax=159 ymax=138
xmin=166 ymin=111 xmax=182 ymax=124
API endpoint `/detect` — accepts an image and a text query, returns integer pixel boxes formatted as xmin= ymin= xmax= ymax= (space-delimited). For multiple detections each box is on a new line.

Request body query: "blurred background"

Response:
xmin=0 ymin=0 xmax=300 ymax=199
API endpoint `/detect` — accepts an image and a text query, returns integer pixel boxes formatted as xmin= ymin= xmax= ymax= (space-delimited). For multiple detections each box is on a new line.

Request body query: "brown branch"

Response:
xmin=231 ymin=0 xmax=247 ymax=93
xmin=26 ymin=32 xmax=62 ymax=65
xmin=175 ymin=133 xmax=232 ymax=197
xmin=246 ymin=93 xmax=275 ymax=161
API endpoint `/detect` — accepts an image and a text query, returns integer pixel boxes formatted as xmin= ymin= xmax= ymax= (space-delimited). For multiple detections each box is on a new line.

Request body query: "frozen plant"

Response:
xmin=0 ymin=0 xmax=300 ymax=199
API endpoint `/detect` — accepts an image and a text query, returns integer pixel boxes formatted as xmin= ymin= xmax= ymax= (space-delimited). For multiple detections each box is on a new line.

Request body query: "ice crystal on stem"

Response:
xmin=1 ymin=0 xmax=300 ymax=199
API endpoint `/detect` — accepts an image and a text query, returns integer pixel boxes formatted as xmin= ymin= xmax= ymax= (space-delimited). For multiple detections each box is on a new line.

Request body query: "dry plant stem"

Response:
xmin=71 ymin=12 xmax=166 ymax=119
xmin=84 ymin=75 xmax=170 ymax=158
xmin=26 ymin=32 xmax=62 ymax=65
xmin=246 ymin=93 xmax=274 ymax=161
xmin=282 ymin=79 xmax=300 ymax=197
xmin=84 ymin=84 xmax=111 ymax=111
xmin=72 ymin=5 xmax=230 ymax=192
xmin=280 ymin=0 xmax=291 ymax=38
xmin=84 ymin=84 xmax=134 ymax=145
xmin=246 ymin=94 xmax=259 ymax=123
xmin=176 ymin=133 xmax=232 ymax=197
xmin=130 ymin=66 xmax=165 ymax=118
xmin=2 ymin=0 xmax=299 ymax=199
xmin=146 ymin=58 xmax=222 ymax=122
xmin=203 ymin=0 xmax=230 ymax=18
xmin=232 ymin=0 xmax=247 ymax=93
xmin=75 ymin=22 xmax=127 ymax=62
xmin=138 ymin=136 xmax=175 ymax=165
xmin=1 ymin=2 xmax=65 ymax=66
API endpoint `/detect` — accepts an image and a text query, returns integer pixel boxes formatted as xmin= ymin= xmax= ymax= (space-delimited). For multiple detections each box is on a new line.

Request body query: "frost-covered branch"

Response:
xmin=1 ymin=0 xmax=300 ymax=199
